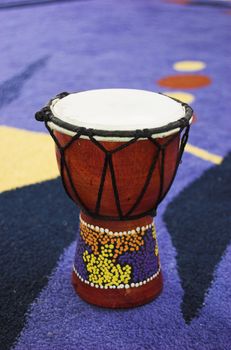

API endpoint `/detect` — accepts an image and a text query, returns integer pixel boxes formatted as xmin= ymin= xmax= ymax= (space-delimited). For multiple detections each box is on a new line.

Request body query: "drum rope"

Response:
xmin=45 ymin=122 xmax=88 ymax=211
xmin=36 ymin=93 xmax=191 ymax=222
xmin=44 ymin=121 xmax=190 ymax=221
xmin=125 ymin=148 xmax=160 ymax=217
xmin=158 ymin=125 xmax=190 ymax=205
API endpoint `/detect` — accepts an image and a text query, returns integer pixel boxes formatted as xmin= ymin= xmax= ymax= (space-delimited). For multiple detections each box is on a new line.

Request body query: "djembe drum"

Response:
xmin=35 ymin=89 xmax=192 ymax=308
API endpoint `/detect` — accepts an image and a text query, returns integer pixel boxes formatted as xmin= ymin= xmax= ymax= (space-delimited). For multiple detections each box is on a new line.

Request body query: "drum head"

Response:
xmin=47 ymin=89 xmax=193 ymax=139
xmin=51 ymin=89 xmax=185 ymax=130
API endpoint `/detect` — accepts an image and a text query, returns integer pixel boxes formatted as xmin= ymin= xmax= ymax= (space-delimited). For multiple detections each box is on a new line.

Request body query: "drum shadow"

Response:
xmin=0 ymin=178 xmax=78 ymax=350
xmin=164 ymin=152 xmax=231 ymax=323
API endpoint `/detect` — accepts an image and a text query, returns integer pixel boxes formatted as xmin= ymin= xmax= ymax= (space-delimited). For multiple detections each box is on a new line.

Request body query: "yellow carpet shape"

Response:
xmin=0 ymin=126 xmax=59 ymax=192
xmin=0 ymin=126 xmax=223 ymax=193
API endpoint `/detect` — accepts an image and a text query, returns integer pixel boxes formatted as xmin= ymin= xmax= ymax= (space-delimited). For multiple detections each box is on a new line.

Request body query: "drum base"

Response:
xmin=73 ymin=212 xmax=163 ymax=308
xmin=72 ymin=269 xmax=163 ymax=308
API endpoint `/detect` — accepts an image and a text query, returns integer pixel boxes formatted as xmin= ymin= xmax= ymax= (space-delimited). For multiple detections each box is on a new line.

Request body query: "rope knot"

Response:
xmin=56 ymin=92 xmax=69 ymax=99
xmin=35 ymin=106 xmax=51 ymax=122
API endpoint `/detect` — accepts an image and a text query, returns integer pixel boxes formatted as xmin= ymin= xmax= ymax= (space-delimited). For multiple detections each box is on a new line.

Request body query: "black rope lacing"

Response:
xmin=36 ymin=91 xmax=192 ymax=221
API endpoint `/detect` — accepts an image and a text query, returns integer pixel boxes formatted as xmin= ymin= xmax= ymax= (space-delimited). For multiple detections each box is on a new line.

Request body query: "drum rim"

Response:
xmin=35 ymin=91 xmax=193 ymax=138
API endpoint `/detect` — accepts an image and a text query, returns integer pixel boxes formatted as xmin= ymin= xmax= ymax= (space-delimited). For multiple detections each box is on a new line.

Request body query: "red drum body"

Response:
xmin=54 ymin=132 xmax=180 ymax=219
xmin=35 ymin=89 xmax=192 ymax=308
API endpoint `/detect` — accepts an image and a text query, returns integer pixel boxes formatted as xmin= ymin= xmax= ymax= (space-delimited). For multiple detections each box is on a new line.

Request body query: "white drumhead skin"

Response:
xmin=51 ymin=89 xmax=185 ymax=131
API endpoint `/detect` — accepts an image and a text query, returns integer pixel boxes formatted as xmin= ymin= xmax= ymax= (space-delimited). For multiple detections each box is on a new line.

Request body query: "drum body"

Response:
xmin=35 ymin=89 xmax=192 ymax=308
xmin=54 ymin=132 xmax=180 ymax=218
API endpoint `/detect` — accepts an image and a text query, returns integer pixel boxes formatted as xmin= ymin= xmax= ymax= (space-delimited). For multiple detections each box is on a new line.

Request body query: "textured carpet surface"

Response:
xmin=0 ymin=0 xmax=230 ymax=349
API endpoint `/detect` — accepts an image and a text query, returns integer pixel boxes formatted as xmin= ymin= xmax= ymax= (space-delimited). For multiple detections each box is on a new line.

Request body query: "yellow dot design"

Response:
xmin=83 ymin=244 xmax=132 ymax=287
xmin=152 ymin=226 xmax=159 ymax=256
xmin=173 ymin=60 xmax=206 ymax=72
xmin=163 ymin=91 xmax=195 ymax=104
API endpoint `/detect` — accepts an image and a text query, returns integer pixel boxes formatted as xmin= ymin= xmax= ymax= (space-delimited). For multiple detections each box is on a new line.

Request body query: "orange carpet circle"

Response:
xmin=166 ymin=0 xmax=190 ymax=4
xmin=158 ymin=75 xmax=211 ymax=89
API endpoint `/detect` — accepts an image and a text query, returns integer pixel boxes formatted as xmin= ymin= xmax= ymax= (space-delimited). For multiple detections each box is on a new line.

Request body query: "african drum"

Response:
xmin=35 ymin=89 xmax=193 ymax=308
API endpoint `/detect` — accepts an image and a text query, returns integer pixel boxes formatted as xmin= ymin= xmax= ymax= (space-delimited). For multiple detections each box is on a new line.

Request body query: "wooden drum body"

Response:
xmin=35 ymin=89 xmax=192 ymax=308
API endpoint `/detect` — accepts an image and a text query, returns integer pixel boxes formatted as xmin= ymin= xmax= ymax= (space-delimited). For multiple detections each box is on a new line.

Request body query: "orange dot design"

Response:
xmin=80 ymin=222 xmax=146 ymax=262
xmin=158 ymin=75 xmax=211 ymax=89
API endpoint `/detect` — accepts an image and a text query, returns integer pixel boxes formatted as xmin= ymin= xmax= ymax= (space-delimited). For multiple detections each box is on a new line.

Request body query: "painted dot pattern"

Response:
xmin=74 ymin=220 xmax=159 ymax=288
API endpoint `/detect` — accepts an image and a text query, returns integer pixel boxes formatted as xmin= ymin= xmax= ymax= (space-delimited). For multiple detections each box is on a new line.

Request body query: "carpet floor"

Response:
xmin=0 ymin=0 xmax=230 ymax=349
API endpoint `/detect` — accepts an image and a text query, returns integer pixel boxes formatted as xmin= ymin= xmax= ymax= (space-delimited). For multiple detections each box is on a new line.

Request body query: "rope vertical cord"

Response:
xmin=108 ymin=154 xmax=123 ymax=219
xmin=157 ymin=124 xmax=190 ymax=206
xmin=45 ymin=122 xmax=88 ymax=210
xmin=95 ymin=155 xmax=108 ymax=215
xmin=125 ymin=148 xmax=160 ymax=217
